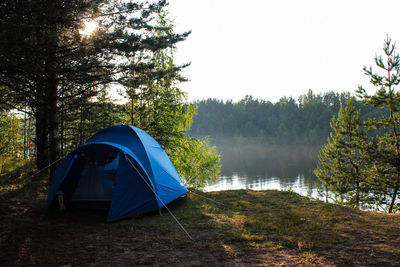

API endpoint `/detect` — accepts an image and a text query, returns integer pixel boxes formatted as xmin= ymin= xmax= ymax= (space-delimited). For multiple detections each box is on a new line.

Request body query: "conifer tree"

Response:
xmin=125 ymin=11 xmax=221 ymax=188
xmin=126 ymin=11 xmax=193 ymax=148
xmin=0 ymin=0 xmax=189 ymax=177
xmin=315 ymin=98 xmax=369 ymax=207
xmin=357 ymin=36 xmax=400 ymax=213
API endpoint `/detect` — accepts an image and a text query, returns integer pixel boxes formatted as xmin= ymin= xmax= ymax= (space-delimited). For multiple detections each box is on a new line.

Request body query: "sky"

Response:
xmin=168 ymin=0 xmax=400 ymax=103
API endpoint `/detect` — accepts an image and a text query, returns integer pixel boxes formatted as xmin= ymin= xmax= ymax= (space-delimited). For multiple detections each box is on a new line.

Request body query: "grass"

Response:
xmin=122 ymin=189 xmax=400 ymax=265
xmin=1 ymin=159 xmax=400 ymax=266
xmin=0 ymin=157 xmax=47 ymax=202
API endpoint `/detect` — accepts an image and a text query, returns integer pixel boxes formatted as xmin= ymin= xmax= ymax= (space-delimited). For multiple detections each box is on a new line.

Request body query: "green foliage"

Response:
xmin=0 ymin=111 xmax=24 ymax=157
xmin=168 ymin=137 xmax=221 ymax=189
xmin=356 ymin=36 xmax=400 ymax=213
xmin=123 ymin=11 xmax=221 ymax=189
xmin=0 ymin=0 xmax=190 ymax=171
xmin=314 ymin=99 xmax=369 ymax=207
xmin=125 ymin=11 xmax=192 ymax=149
xmin=126 ymin=86 xmax=196 ymax=150
xmin=60 ymin=88 xmax=124 ymax=156
xmin=0 ymin=6 xmax=220 ymax=188
xmin=0 ymin=157 xmax=44 ymax=202
xmin=316 ymin=37 xmax=400 ymax=213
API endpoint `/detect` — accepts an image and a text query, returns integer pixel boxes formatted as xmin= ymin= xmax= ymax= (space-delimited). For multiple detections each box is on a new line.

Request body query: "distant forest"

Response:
xmin=190 ymin=90 xmax=386 ymax=146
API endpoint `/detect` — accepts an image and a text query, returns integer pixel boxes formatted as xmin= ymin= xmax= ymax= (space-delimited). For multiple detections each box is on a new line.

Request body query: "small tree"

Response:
xmin=357 ymin=36 xmax=400 ymax=213
xmin=315 ymin=98 xmax=369 ymax=207
xmin=169 ymin=136 xmax=221 ymax=189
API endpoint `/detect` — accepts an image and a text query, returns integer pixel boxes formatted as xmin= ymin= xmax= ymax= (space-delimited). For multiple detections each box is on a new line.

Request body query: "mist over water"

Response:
xmin=205 ymin=143 xmax=321 ymax=198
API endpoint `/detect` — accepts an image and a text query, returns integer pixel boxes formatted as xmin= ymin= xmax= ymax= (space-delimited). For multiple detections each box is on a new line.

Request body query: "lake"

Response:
xmin=204 ymin=144 xmax=322 ymax=198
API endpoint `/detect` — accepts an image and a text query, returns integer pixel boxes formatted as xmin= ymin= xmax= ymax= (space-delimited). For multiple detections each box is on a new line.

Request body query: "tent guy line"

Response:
xmin=124 ymin=154 xmax=193 ymax=241
xmin=188 ymin=190 xmax=228 ymax=207
xmin=24 ymin=157 xmax=64 ymax=181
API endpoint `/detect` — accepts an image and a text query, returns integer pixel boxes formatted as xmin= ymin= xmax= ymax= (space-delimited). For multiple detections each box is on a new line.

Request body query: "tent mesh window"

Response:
xmin=71 ymin=154 xmax=119 ymax=209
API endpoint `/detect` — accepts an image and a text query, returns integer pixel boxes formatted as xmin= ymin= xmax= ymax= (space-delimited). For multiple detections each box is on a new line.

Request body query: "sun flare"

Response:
xmin=80 ymin=21 xmax=97 ymax=36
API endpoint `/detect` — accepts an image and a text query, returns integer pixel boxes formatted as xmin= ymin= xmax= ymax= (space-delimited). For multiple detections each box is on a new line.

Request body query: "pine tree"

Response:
xmin=357 ymin=36 xmax=400 ymax=213
xmin=125 ymin=11 xmax=221 ymax=188
xmin=125 ymin=11 xmax=193 ymax=149
xmin=0 ymin=0 xmax=189 ymax=177
xmin=314 ymin=98 xmax=369 ymax=207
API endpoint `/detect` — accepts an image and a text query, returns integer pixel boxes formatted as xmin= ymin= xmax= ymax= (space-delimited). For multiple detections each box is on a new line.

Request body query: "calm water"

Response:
xmin=204 ymin=144 xmax=321 ymax=198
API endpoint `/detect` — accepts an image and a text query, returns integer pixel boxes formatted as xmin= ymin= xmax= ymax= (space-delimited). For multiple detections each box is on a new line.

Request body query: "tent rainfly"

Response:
xmin=45 ymin=125 xmax=188 ymax=222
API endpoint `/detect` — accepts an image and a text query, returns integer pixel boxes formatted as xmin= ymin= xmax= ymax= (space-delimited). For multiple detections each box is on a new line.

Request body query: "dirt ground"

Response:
xmin=1 ymin=199 xmax=331 ymax=267
xmin=1 ymin=197 xmax=399 ymax=266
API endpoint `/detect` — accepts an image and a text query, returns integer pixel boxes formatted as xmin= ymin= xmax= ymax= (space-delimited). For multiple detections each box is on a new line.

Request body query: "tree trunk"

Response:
xmin=35 ymin=92 xmax=49 ymax=171
xmin=47 ymin=65 xmax=60 ymax=180
xmin=388 ymin=173 xmax=399 ymax=213
xmin=28 ymin=110 xmax=32 ymax=159
xmin=131 ymin=98 xmax=134 ymax=125
xmin=45 ymin=23 xmax=61 ymax=181
xmin=23 ymin=106 xmax=27 ymax=159
xmin=60 ymin=88 xmax=64 ymax=157
xmin=79 ymin=98 xmax=84 ymax=145
xmin=355 ymin=177 xmax=360 ymax=208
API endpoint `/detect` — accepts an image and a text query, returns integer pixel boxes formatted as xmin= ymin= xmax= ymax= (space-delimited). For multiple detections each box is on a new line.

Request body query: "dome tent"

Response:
xmin=45 ymin=125 xmax=188 ymax=222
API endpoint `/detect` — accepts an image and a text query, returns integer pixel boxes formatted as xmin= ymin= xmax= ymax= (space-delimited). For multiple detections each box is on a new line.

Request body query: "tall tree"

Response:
xmin=125 ymin=11 xmax=221 ymax=188
xmin=0 ymin=0 xmax=189 ymax=177
xmin=125 ymin=11 xmax=191 ymax=149
xmin=357 ymin=36 xmax=400 ymax=213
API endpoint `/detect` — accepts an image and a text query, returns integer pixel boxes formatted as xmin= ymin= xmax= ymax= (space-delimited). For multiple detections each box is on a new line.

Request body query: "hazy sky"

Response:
xmin=168 ymin=0 xmax=400 ymax=103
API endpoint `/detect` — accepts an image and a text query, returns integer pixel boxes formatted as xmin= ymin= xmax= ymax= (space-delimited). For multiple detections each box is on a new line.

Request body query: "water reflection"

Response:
xmin=205 ymin=144 xmax=321 ymax=198
xmin=205 ymin=173 xmax=319 ymax=198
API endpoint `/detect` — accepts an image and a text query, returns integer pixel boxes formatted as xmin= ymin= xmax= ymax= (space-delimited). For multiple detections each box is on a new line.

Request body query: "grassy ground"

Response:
xmin=1 ymin=160 xmax=400 ymax=266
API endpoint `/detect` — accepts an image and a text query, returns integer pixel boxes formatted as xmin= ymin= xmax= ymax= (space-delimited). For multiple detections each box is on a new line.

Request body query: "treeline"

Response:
xmin=191 ymin=90 xmax=385 ymax=146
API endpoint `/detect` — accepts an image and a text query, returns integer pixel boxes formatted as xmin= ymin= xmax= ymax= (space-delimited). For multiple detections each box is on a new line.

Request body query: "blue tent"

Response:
xmin=46 ymin=125 xmax=188 ymax=222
